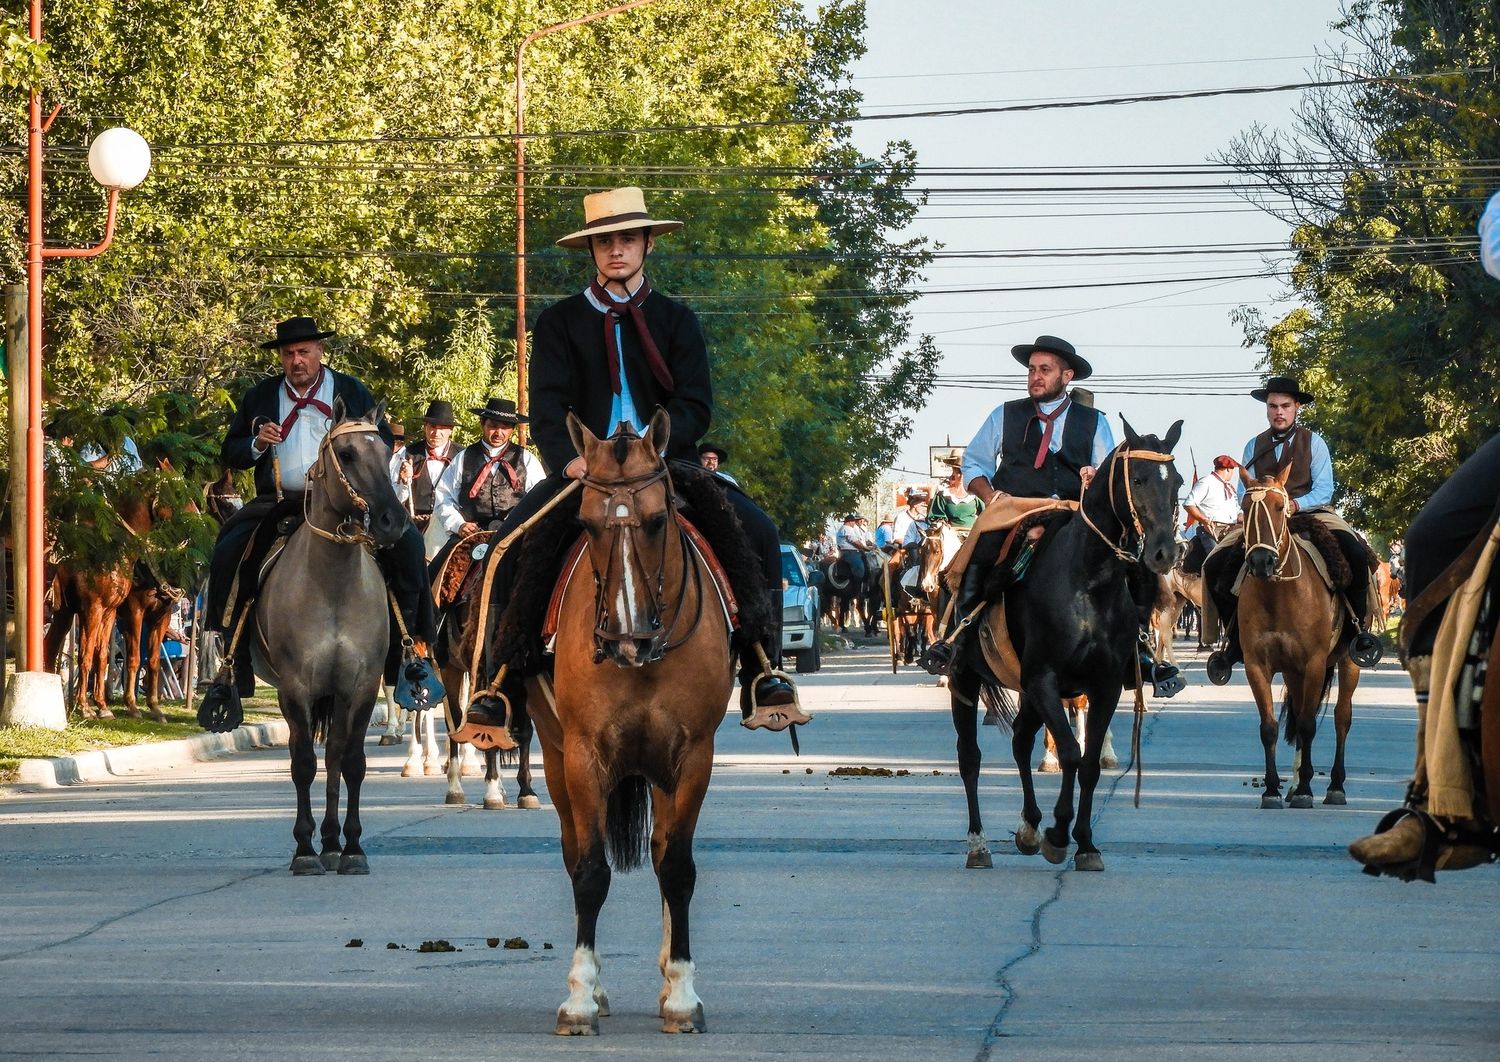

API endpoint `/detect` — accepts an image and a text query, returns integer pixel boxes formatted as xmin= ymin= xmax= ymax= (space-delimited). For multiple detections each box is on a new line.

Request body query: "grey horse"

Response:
xmin=252 ymin=399 xmax=406 ymax=875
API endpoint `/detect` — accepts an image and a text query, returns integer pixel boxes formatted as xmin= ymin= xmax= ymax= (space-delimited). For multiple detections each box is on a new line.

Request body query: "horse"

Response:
xmin=948 ymin=420 xmax=1182 ymax=873
xmin=1148 ymin=558 xmax=1204 ymax=668
xmin=252 ymin=400 xmax=405 ymax=875
xmin=527 ymin=411 xmax=734 ymax=1035
xmin=820 ymin=551 xmax=879 ymax=635
xmin=890 ymin=523 xmax=956 ymax=665
xmin=1237 ymin=465 xmax=1359 ymax=809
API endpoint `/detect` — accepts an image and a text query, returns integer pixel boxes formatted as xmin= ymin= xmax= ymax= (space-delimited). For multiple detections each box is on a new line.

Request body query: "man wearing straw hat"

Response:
xmin=459 ymin=187 xmax=808 ymax=738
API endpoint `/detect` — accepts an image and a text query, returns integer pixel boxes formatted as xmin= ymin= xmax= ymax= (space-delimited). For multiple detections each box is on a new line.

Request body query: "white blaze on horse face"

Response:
xmin=1158 ymin=464 xmax=1168 ymax=481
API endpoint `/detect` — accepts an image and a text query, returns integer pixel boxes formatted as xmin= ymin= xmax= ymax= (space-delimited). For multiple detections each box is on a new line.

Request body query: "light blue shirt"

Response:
xmin=77 ymin=436 xmax=143 ymax=474
xmin=1238 ymin=426 xmax=1334 ymax=510
xmin=961 ymin=393 xmax=1116 ymax=494
xmin=583 ymin=278 xmax=645 ymax=435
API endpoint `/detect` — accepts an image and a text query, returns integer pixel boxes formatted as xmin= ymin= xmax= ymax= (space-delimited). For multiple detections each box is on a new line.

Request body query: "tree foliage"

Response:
xmin=1224 ymin=0 xmax=1500 ymax=538
xmin=3 ymin=0 xmax=933 ymax=554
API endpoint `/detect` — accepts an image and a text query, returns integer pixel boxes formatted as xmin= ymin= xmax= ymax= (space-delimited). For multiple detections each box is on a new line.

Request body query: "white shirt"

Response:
xmin=249 ymin=370 xmax=336 ymax=492
xmin=836 ymin=523 xmax=874 ymax=551
xmin=1184 ymin=472 xmax=1240 ymax=524
xmin=433 ymin=441 xmax=546 ymax=536
xmin=961 ymin=393 xmax=1116 ymax=493
xmin=390 ymin=443 xmax=458 ymax=507
xmin=892 ymin=507 xmax=929 ymax=548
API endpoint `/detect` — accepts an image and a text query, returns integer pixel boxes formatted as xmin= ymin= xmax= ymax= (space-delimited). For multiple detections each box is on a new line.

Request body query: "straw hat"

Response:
xmin=556 ymin=187 xmax=683 ymax=250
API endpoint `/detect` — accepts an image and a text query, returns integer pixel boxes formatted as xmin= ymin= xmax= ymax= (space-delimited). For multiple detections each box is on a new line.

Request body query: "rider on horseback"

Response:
xmin=391 ymin=400 xmax=459 ymax=535
xmin=1180 ymin=454 xmax=1240 ymax=575
xmin=1202 ymin=376 xmax=1383 ymax=684
xmin=458 ymin=187 xmax=809 ymax=737
xmin=205 ymin=316 xmax=440 ymax=698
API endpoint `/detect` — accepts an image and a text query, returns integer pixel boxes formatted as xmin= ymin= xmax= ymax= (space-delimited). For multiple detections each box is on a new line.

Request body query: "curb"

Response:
xmin=5 ymin=720 xmax=291 ymax=792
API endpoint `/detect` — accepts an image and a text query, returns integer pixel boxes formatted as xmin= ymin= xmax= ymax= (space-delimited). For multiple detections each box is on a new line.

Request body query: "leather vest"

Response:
xmin=402 ymin=440 xmax=452 ymax=515
xmin=1247 ymin=424 xmax=1313 ymax=499
xmin=455 ymin=442 xmax=525 ymax=525
xmin=993 ymin=397 xmax=1098 ymax=501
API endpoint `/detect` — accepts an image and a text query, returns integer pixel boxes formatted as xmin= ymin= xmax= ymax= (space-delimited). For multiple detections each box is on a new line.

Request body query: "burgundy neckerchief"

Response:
xmin=467 ymin=442 xmax=522 ymax=498
xmin=590 ymin=277 xmax=675 ymax=394
xmin=279 ymin=367 xmax=333 ymax=437
xmin=1032 ymin=395 xmax=1071 ymax=470
xmin=419 ymin=442 xmax=454 ymax=483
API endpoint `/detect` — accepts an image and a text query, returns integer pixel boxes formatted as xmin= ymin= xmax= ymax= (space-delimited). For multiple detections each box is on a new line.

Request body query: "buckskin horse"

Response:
xmin=528 ymin=411 xmax=734 ymax=1035
xmin=1236 ymin=465 xmax=1359 ymax=809
xmin=252 ymin=401 xmax=404 ymax=875
xmin=948 ymin=420 xmax=1182 ymax=872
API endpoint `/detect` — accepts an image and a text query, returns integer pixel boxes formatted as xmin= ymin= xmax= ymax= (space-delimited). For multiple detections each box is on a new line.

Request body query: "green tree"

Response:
xmin=1225 ymin=0 xmax=1500 ymax=538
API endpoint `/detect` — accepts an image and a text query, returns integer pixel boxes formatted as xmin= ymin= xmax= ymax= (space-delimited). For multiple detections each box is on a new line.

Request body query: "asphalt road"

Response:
xmin=1 ymin=640 xmax=1496 ymax=1060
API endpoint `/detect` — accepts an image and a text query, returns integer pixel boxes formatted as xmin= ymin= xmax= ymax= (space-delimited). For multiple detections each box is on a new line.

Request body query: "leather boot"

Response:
xmin=741 ymin=589 xmax=811 ymax=732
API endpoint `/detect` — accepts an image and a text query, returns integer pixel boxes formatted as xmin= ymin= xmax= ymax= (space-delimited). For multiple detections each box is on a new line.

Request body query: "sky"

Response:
xmin=840 ymin=0 xmax=1350 ymax=487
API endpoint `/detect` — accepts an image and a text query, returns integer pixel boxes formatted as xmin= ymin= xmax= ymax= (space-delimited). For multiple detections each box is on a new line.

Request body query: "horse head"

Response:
xmin=567 ymin=408 xmax=676 ymax=668
xmin=1239 ymin=463 xmax=1293 ymax=580
xmin=1088 ymin=417 xmax=1184 ymax=575
xmin=204 ymin=470 xmax=244 ymax=526
xmin=310 ymin=397 xmax=407 ymax=548
xmin=918 ymin=522 xmax=947 ymax=596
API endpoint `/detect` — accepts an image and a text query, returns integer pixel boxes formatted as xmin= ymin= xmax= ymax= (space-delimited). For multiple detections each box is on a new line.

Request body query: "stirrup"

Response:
xmin=450 ymin=689 xmax=518 ymax=752
xmin=742 ymin=644 xmax=812 ymax=735
xmin=918 ymin=639 xmax=955 ymax=676
xmin=393 ymin=650 xmax=445 ymax=713
xmin=197 ymin=678 xmax=243 ymax=733
xmin=1205 ymin=650 xmax=1234 ymax=686
xmin=1350 ymin=631 xmax=1383 ymax=668
xmin=1151 ymin=661 xmax=1185 ymax=699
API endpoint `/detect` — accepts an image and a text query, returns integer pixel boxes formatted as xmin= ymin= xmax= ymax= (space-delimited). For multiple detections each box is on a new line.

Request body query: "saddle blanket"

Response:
xmin=943 ymin=496 xmax=1077 ymax=592
xmin=433 ymin=530 xmax=498 ymax=609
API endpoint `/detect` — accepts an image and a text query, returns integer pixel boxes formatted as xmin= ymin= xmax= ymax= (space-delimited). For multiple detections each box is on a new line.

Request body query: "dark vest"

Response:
xmin=402 ymin=440 xmax=455 ymax=515
xmin=455 ymin=441 xmax=525 ymax=525
xmin=993 ymin=397 xmax=1099 ymax=501
xmin=1247 ymin=425 xmax=1313 ymax=499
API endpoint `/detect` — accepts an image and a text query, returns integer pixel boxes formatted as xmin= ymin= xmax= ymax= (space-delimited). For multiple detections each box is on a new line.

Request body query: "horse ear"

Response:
xmin=1163 ymin=419 xmax=1183 ymax=452
xmin=332 ymin=394 xmax=348 ymax=423
xmin=1274 ymin=463 xmax=1293 ymax=489
xmin=371 ymin=398 xmax=387 ymax=427
xmin=566 ymin=411 xmax=596 ymax=458
xmin=646 ymin=407 xmax=671 ymax=456
xmin=1238 ymin=465 xmax=1255 ymax=488
xmin=1120 ymin=415 xmax=1140 ymax=444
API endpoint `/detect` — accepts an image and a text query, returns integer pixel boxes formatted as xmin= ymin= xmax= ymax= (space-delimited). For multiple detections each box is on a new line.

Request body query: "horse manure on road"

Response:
xmin=418 ymin=940 xmax=461 ymax=953
xmin=345 ymin=938 xmax=363 ymax=948
xmin=503 ymin=937 xmax=529 ymax=950
xmin=829 ymin=766 xmax=913 ymax=777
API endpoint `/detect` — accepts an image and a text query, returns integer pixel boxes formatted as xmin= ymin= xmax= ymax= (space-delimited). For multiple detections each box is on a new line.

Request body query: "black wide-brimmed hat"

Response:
xmin=698 ymin=441 xmax=729 ymax=462
xmin=422 ymin=400 xmax=456 ymax=426
xmin=470 ymin=397 xmax=530 ymax=425
xmin=261 ymin=316 xmax=335 ymax=350
xmin=1250 ymin=375 xmax=1315 ymax=404
xmin=1010 ymin=335 xmax=1093 ymax=380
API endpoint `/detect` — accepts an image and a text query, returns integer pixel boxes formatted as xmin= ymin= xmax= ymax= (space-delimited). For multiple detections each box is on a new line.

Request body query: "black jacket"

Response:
xmin=527 ymin=288 xmax=713 ymax=475
xmin=221 ymin=369 xmax=391 ymax=499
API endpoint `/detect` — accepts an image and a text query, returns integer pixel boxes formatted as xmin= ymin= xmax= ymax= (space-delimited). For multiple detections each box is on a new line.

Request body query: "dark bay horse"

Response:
xmin=948 ymin=420 xmax=1182 ymax=872
xmin=1237 ymin=465 xmax=1358 ymax=809
xmin=821 ymin=551 xmax=880 ymax=635
xmin=253 ymin=401 xmax=405 ymax=875
xmin=528 ymin=411 xmax=733 ymax=1036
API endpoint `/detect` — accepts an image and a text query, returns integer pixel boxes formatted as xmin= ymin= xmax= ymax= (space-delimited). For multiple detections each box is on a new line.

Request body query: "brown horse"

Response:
xmin=529 ymin=411 xmax=733 ymax=1036
xmin=1237 ymin=465 xmax=1359 ymax=809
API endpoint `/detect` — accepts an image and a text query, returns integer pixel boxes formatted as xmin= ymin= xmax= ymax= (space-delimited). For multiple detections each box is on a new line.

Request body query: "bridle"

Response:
xmin=579 ymin=461 xmax=703 ymax=662
xmin=1079 ymin=447 xmax=1177 ymax=563
xmin=1242 ymin=482 xmax=1301 ymax=580
xmin=303 ymin=419 xmax=382 ymax=547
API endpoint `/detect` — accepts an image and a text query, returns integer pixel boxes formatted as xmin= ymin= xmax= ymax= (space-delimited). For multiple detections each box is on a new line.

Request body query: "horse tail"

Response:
xmin=1280 ymin=667 xmax=1337 ymax=746
xmin=605 ymin=774 xmax=652 ymax=872
xmin=310 ymin=694 xmax=335 ymax=745
xmin=979 ymin=682 xmax=1016 ymax=734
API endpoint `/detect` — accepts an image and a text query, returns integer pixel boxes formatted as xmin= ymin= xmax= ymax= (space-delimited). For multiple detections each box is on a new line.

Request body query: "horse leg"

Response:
xmin=1028 ymin=675 xmax=1078 ymax=863
xmin=654 ymin=747 xmax=711 ymax=1034
xmin=444 ymin=737 xmax=467 ymax=805
xmin=337 ymin=696 xmax=374 ymax=875
xmin=118 ymin=598 xmax=144 ymax=718
xmin=482 ymin=748 xmax=506 ymax=809
xmin=1244 ymin=659 xmax=1283 ymax=808
xmin=1011 ymin=698 xmax=1045 ymax=856
xmin=1288 ymin=665 xmax=1326 ymax=809
xmin=319 ymin=697 xmax=346 ymax=870
xmin=1039 ymin=727 xmax=1060 ymax=772
xmin=401 ymin=709 xmax=423 ymax=778
xmin=1072 ymin=692 xmax=1120 ymax=872
xmin=425 ymin=708 xmax=446 ymax=776
xmin=1325 ymin=657 xmax=1357 ymax=805
xmin=286 ymin=712 xmax=323 ymax=875
xmin=516 ymin=717 xmax=542 ymax=810
xmin=555 ymin=754 xmax=609 ymax=1035
xmin=948 ymin=671 xmax=990 ymax=868
xmin=143 ymin=608 xmax=169 ymax=722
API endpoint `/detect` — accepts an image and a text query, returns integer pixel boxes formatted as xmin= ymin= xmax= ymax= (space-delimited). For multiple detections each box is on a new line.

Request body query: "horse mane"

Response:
xmin=1288 ymin=514 xmax=1352 ymax=590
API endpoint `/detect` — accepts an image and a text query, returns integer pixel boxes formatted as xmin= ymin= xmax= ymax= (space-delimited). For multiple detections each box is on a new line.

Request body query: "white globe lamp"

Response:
xmin=87 ymin=127 xmax=152 ymax=191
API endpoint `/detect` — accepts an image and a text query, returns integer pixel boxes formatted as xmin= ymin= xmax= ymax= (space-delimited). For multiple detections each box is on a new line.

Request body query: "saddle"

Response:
xmin=223 ymin=499 xmax=306 ymax=629
xmin=434 ymin=531 xmax=497 ymax=609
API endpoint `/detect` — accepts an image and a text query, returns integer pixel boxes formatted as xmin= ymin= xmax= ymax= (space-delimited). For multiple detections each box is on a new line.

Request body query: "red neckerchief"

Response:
xmin=590 ymin=277 xmax=675 ymax=394
xmin=279 ymin=367 xmax=332 ymax=437
xmin=467 ymin=443 xmax=522 ymax=498
xmin=1032 ymin=396 xmax=1071 ymax=469
xmin=418 ymin=443 xmax=454 ymax=482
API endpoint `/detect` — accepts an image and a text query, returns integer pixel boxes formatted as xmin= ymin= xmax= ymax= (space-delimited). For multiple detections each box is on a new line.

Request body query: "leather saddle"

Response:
xmin=434 ymin=530 xmax=498 ymax=610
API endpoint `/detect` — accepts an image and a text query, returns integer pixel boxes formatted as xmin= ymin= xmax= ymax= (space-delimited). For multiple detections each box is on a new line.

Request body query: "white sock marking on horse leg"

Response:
xmin=1101 ymin=725 xmax=1118 ymax=769
xmin=401 ymin=711 xmax=422 ymax=777
xmin=445 ymin=747 xmax=464 ymax=803
xmin=967 ymin=830 xmax=991 ymax=858
xmin=558 ymin=946 xmax=601 ymax=1032
xmin=1016 ymin=819 xmax=1039 ymax=848
xmin=422 ymin=710 xmax=443 ymax=774
xmin=659 ymin=899 xmax=672 ymax=977
xmin=660 ymin=958 xmax=703 ymax=1032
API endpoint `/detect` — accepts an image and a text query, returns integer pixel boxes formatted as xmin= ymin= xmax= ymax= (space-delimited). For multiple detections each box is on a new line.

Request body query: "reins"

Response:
xmin=302 ymin=419 xmax=383 ymax=547
xmin=1078 ymin=447 xmax=1176 ymax=563
xmin=1242 ymin=483 xmax=1302 ymax=580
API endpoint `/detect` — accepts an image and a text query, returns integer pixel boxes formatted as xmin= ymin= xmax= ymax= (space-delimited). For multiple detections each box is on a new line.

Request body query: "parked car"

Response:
xmin=780 ymin=543 xmax=822 ymax=673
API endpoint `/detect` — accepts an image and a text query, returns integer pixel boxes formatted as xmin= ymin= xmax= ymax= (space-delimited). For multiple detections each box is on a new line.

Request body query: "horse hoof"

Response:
xmin=290 ymin=855 xmax=325 ymax=876
xmin=444 ymin=791 xmax=465 ymax=806
xmin=319 ymin=850 xmax=342 ymax=871
xmin=662 ymin=1004 xmax=706 ymax=1034
xmin=518 ymin=795 xmax=543 ymax=810
xmin=1260 ymin=794 xmax=1284 ymax=810
xmin=426 ymin=764 xmax=445 ymax=777
xmin=1015 ymin=823 xmax=1041 ymax=856
xmin=555 ymin=1011 xmax=599 ymax=1036
xmin=96 ymin=708 xmax=115 ymax=721
xmin=966 ymin=849 xmax=993 ymax=869
xmin=1289 ymin=793 xmax=1315 ymax=809
xmin=1037 ymin=758 xmax=1060 ymax=774
xmin=377 ymin=734 xmax=401 ymax=746
xmin=122 ymin=707 xmax=142 ymax=719
xmin=1073 ymin=851 xmax=1105 ymax=872
xmin=1041 ymin=835 xmax=1069 ymax=865
xmin=483 ymin=796 xmax=508 ymax=810
xmin=1100 ymin=752 xmax=1119 ymax=770
xmin=338 ymin=853 xmax=370 ymax=875
xmin=149 ymin=710 xmax=167 ymax=723
xmin=400 ymin=764 xmax=419 ymax=778
xmin=1324 ymin=789 xmax=1347 ymax=806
